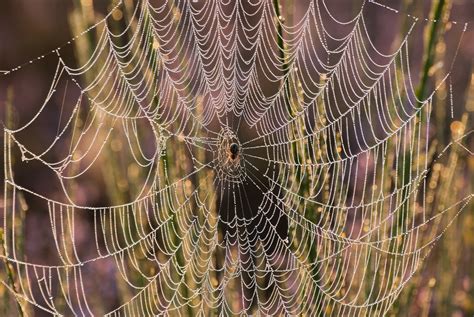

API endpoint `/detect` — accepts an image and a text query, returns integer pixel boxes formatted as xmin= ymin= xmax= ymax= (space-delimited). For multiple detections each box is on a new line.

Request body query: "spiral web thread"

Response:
xmin=1 ymin=0 xmax=473 ymax=315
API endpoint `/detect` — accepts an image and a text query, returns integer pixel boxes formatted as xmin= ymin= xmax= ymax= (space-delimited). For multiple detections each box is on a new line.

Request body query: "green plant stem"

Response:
xmin=416 ymin=0 xmax=446 ymax=104
xmin=398 ymin=0 xmax=447 ymax=251
xmin=2 ymin=88 xmax=24 ymax=316
xmin=394 ymin=0 xmax=448 ymax=315
xmin=273 ymin=1 xmax=325 ymax=315
xmin=0 ymin=231 xmax=24 ymax=317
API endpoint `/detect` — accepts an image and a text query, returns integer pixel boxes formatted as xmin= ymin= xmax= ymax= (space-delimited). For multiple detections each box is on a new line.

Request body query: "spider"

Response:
xmin=228 ymin=143 xmax=239 ymax=161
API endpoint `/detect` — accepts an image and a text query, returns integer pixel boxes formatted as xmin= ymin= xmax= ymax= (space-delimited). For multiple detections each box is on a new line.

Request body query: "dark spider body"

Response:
xmin=229 ymin=143 xmax=239 ymax=160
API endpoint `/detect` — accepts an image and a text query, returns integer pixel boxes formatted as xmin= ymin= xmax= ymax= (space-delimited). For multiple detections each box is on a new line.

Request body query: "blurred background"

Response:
xmin=1 ymin=0 xmax=474 ymax=316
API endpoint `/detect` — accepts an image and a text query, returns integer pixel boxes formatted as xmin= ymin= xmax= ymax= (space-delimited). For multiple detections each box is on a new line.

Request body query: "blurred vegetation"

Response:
xmin=1 ymin=0 xmax=473 ymax=316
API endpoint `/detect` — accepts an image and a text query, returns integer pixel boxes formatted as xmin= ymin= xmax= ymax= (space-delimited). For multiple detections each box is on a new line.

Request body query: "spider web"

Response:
xmin=1 ymin=0 xmax=473 ymax=315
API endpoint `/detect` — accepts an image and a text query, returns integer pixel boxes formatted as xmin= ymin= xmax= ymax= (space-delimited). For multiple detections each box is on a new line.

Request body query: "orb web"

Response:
xmin=1 ymin=0 xmax=473 ymax=316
